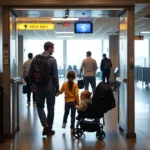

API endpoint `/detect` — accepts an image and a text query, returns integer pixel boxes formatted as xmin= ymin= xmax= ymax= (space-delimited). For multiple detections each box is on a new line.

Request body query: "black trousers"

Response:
xmin=102 ymin=70 xmax=111 ymax=84
xmin=25 ymin=76 xmax=36 ymax=103
xmin=63 ymin=101 xmax=76 ymax=129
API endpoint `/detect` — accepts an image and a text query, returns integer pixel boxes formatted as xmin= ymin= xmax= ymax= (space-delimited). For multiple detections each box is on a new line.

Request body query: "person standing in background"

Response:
xmin=100 ymin=54 xmax=112 ymax=84
xmin=23 ymin=53 xmax=36 ymax=106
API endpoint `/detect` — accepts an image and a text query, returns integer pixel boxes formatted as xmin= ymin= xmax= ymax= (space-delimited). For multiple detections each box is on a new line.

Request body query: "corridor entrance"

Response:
xmin=1 ymin=6 xmax=135 ymax=139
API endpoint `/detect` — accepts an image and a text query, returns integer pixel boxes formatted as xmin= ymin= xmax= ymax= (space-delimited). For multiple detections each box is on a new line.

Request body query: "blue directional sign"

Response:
xmin=75 ymin=22 xmax=93 ymax=33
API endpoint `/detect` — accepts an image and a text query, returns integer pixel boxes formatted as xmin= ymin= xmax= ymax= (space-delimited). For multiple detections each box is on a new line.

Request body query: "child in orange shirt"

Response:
xmin=58 ymin=70 xmax=79 ymax=133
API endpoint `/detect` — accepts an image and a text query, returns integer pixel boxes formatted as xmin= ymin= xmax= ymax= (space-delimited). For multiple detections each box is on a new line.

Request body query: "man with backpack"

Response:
xmin=100 ymin=54 xmax=112 ymax=84
xmin=28 ymin=41 xmax=59 ymax=136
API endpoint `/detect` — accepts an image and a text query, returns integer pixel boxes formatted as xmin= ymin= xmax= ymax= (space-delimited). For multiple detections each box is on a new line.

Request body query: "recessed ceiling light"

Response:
xmin=55 ymin=32 xmax=74 ymax=34
xmin=140 ymin=31 xmax=150 ymax=33
xmin=51 ymin=18 xmax=79 ymax=21
xmin=57 ymin=35 xmax=74 ymax=38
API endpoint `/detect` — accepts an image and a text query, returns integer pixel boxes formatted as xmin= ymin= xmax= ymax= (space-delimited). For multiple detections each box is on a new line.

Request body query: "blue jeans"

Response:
xmin=84 ymin=76 xmax=96 ymax=93
xmin=35 ymin=87 xmax=55 ymax=129
xmin=102 ymin=70 xmax=111 ymax=84
xmin=63 ymin=101 xmax=76 ymax=129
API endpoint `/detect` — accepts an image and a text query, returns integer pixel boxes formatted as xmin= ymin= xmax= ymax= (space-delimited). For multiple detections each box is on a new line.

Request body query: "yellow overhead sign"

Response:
xmin=17 ymin=23 xmax=55 ymax=30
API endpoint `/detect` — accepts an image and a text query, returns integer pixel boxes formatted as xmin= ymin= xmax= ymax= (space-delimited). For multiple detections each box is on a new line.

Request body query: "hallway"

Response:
xmin=0 ymin=80 xmax=150 ymax=150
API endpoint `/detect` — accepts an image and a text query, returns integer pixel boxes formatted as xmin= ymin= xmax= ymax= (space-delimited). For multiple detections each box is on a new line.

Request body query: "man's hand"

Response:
xmin=56 ymin=92 xmax=59 ymax=96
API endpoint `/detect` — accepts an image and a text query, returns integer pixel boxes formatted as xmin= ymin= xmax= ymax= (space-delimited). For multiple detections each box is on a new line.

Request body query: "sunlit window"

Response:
xmin=67 ymin=40 xmax=102 ymax=71
xmin=27 ymin=40 xmax=63 ymax=69
xmin=135 ymin=40 xmax=149 ymax=67
xmin=103 ymin=39 xmax=109 ymax=57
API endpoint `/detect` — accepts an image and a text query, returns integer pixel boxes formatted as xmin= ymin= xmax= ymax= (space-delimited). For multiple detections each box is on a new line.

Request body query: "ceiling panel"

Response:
xmin=14 ymin=5 xmax=150 ymax=40
xmin=17 ymin=17 xmax=119 ymax=40
xmin=14 ymin=8 xmax=121 ymax=40
xmin=14 ymin=9 xmax=121 ymax=18
xmin=135 ymin=4 xmax=150 ymax=38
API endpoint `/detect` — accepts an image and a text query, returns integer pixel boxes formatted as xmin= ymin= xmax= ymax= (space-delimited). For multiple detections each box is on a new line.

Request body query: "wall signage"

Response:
xmin=17 ymin=24 xmax=55 ymax=30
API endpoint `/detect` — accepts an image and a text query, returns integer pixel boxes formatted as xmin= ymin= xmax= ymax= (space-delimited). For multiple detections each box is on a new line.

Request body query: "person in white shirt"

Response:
xmin=79 ymin=51 xmax=98 ymax=93
xmin=23 ymin=53 xmax=36 ymax=106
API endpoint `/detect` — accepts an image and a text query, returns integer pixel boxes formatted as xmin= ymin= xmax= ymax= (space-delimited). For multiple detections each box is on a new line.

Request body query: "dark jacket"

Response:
xmin=28 ymin=51 xmax=59 ymax=93
xmin=100 ymin=58 xmax=112 ymax=71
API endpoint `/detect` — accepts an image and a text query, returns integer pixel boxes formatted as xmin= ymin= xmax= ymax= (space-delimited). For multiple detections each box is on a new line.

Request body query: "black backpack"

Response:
xmin=29 ymin=54 xmax=52 ymax=85
xmin=104 ymin=59 xmax=112 ymax=70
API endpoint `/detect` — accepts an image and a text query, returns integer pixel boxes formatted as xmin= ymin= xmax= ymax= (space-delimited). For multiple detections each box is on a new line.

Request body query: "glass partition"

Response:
xmin=10 ymin=12 xmax=18 ymax=78
xmin=119 ymin=12 xmax=128 ymax=129
xmin=135 ymin=40 xmax=149 ymax=67
xmin=67 ymin=40 xmax=102 ymax=76
xmin=26 ymin=39 xmax=102 ymax=77
xmin=26 ymin=40 xmax=63 ymax=76
xmin=103 ymin=39 xmax=109 ymax=56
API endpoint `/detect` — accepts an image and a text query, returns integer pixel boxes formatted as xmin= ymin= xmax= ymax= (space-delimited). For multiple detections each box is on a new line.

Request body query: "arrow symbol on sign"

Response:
xmin=81 ymin=25 xmax=86 ymax=32
xmin=24 ymin=24 xmax=27 ymax=29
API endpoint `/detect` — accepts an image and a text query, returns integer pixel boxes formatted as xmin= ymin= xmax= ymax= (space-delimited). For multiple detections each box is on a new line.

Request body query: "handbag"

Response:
xmin=77 ymin=79 xmax=84 ymax=89
xmin=22 ymin=85 xmax=28 ymax=94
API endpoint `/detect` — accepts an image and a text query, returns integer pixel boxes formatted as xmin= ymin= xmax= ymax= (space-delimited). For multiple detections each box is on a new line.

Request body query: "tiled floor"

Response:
xmin=0 ymin=79 xmax=150 ymax=150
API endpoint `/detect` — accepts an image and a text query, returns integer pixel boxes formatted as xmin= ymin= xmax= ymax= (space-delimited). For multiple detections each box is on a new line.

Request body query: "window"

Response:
xmin=26 ymin=40 xmax=63 ymax=69
xmin=67 ymin=40 xmax=102 ymax=71
xmin=135 ymin=40 xmax=149 ymax=67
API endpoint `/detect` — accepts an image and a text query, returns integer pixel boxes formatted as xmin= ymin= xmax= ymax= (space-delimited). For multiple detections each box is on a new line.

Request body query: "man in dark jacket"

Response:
xmin=100 ymin=54 xmax=112 ymax=84
xmin=28 ymin=41 xmax=59 ymax=136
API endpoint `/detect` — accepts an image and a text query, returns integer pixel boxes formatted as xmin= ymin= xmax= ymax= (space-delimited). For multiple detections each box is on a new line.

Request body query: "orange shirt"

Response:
xmin=59 ymin=81 xmax=79 ymax=105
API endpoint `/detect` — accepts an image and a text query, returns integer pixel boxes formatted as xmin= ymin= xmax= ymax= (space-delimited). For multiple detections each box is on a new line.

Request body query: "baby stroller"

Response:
xmin=73 ymin=81 xmax=119 ymax=140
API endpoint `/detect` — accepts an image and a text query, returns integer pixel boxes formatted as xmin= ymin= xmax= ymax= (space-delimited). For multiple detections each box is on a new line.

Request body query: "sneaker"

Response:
xmin=42 ymin=125 xmax=50 ymax=136
xmin=48 ymin=130 xmax=55 ymax=135
xmin=27 ymin=102 xmax=30 ymax=106
xmin=71 ymin=129 xmax=74 ymax=134
xmin=62 ymin=123 xmax=66 ymax=128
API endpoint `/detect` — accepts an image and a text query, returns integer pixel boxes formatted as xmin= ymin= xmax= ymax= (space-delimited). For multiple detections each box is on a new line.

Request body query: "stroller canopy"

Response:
xmin=84 ymin=82 xmax=116 ymax=119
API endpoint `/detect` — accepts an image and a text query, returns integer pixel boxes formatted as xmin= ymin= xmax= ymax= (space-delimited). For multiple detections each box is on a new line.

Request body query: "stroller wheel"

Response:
xmin=73 ymin=128 xmax=83 ymax=138
xmin=96 ymin=130 xmax=105 ymax=140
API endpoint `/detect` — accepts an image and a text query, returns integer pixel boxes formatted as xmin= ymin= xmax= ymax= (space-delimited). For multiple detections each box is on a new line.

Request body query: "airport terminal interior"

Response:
xmin=1 ymin=3 xmax=150 ymax=150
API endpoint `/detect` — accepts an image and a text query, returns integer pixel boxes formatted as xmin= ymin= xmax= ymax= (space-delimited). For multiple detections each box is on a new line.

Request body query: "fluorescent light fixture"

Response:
xmin=57 ymin=35 xmax=74 ymax=38
xmin=120 ymin=36 xmax=125 ymax=38
xmin=51 ymin=18 xmax=79 ymax=21
xmin=55 ymin=32 xmax=74 ymax=34
xmin=140 ymin=31 xmax=150 ymax=33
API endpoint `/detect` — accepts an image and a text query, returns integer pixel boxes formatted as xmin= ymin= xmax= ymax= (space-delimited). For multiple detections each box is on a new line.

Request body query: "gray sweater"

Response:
xmin=76 ymin=98 xmax=92 ymax=112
